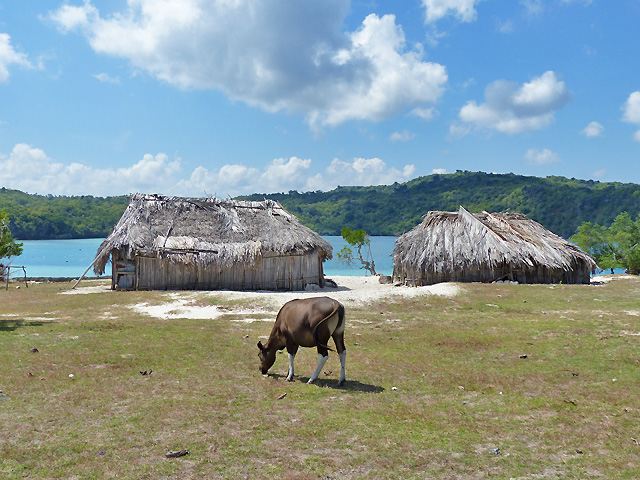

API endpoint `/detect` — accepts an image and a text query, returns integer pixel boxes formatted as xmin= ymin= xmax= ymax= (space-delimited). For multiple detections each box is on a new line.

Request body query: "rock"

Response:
xmin=378 ymin=275 xmax=393 ymax=284
xmin=324 ymin=278 xmax=338 ymax=288
xmin=165 ymin=450 xmax=189 ymax=458
xmin=305 ymin=283 xmax=321 ymax=292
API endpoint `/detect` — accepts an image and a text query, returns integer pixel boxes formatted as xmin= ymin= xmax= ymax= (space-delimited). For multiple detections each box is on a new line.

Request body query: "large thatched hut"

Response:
xmin=93 ymin=193 xmax=332 ymax=291
xmin=393 ymin=206 xmax=596 ymax=286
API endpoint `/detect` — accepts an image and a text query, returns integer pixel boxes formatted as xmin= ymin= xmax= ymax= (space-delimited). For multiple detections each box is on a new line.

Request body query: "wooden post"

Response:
xmin=72 ymin=257 xmax=99 ymax=289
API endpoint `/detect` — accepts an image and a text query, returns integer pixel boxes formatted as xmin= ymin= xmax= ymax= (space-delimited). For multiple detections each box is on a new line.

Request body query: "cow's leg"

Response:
xmin=307 ymin=352 xmax=329 ymax=384
xmin=286 ymin=344 xmax=298 ymax=381
xmin=333 ymin=330 xmax=347 ymax=387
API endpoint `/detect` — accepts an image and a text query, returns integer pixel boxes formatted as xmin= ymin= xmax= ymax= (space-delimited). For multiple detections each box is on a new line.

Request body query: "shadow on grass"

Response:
xmin=0 ymin=320 xmax=51 ymax=332
xmin=267 ymin=373 xmax=384 ymax=393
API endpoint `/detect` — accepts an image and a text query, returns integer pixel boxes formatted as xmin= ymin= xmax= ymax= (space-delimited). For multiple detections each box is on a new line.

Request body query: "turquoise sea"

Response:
xmin=11 ymin=236 xmax=398 ymax=279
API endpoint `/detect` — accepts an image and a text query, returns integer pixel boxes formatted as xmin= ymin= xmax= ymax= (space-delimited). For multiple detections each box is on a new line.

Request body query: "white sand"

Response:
xmin=127 ymin=275 xmax=461 ymax=320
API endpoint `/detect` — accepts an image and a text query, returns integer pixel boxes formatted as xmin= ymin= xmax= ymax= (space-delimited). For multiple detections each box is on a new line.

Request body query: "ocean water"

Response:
xmin=10 ymin=236 xmax=398 ymax=279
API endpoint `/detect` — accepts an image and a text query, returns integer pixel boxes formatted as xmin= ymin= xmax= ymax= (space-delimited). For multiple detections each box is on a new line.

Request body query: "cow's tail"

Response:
xmin=312 ymin=301 xmax=344 ymax=352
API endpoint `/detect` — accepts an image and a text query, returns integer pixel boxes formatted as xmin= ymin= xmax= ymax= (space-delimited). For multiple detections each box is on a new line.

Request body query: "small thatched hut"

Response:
xmin=93 ymin=193 xmax=332 ymax=291
xmin=393 ymin=206 xmax=596 ymax=286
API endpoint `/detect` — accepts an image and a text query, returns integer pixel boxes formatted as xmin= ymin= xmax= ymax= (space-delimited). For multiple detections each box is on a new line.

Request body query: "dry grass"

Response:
xmin=2 ymin=277 xmax=640 ymax=479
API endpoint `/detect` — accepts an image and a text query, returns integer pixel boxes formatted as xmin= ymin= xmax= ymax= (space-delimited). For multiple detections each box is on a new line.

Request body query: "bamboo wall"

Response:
xmin=111 ymin=250 xmax=325 ymax=291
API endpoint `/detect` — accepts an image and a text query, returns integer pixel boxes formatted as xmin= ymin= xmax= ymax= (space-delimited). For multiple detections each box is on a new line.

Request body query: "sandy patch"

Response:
xmin=591 ymin=275 xmax=638 ymax=284
xmin=129 ymin=276 xmax=460 ymax=320
xmin=60 ymin=285 xmax=112 ymax=295
xmin=131 ymin=298 xmax=271 ymax=321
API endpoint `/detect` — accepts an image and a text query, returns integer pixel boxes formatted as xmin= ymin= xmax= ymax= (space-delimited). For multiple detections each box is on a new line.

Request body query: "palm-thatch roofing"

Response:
xmin=393 ymin=206 xmax=597 ymax=285
xmin=93 ymin=193 xmax=332 ymax=275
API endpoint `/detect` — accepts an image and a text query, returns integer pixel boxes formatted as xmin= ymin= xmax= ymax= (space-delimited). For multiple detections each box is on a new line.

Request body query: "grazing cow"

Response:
xmin=257 ymin=297 xmax=346 ymax=386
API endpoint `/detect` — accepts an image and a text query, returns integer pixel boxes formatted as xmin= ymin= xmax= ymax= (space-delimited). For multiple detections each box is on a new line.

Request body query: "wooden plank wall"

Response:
xmin=116 ymin=250 xmax=325 ymax=291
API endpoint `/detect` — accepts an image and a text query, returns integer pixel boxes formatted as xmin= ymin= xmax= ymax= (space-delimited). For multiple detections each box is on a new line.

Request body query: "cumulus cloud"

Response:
xmin=0 ymin=144 xmax=417 ymax=197
xmin=524 ymin=148 xmax=561 ymax=166
xmin=0 ymin=144 xmax=181 ymax=196
xmin=422 ymin=0 xmax=480 ymax=23
xmin=622 ymin=92 xmax=640 ymax=141
xmin=49 ymin=1 xmax=447 ymax=130
xmin=316 ymin=157 xmax=416 ymax=189
xmin=457 ymin=71 xmax=570 ymax=134
xmin=0 ymin=33 xmax=33 ymax=82
xmin=581 ymin=121 xmax=603 ymax=138
xmin=432 ymin=168 xmax=448 ymax=174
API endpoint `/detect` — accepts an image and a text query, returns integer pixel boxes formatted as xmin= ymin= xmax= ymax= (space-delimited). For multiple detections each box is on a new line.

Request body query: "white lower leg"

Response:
xmin=307 ymin=354 xmax=328 ymax=384
xmin=338 ymin=350 xmax=347 ymax=385
xmin=286 ymin=353 xmax=295 ymax=381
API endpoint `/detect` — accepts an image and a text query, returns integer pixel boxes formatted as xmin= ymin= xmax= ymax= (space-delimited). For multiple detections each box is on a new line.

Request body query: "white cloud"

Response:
xmin=0 ymin=144 xmax=417 ymax=197
xmin=410 ymin=106 xmax=436 ymax=121
xmin=318 ymin=157 xmax=416 ymax=189
xmin=495 ymin=18 xmax=514 ymax=34
xmin=521 ymin=0 xmax=543 ymax=17
xmin=49 ymin=1 xmax=447 ymax=130
xmin=581 ymin=121 xmax=603 ymax=138
xmin=93 ymin=72 xmax=120 ymax=84
xmin=592 ymin=168 xmax=606 ymax=179
xmin=458 ymin=71 xmax=570 ymax=134
xmin=422 ymin=0 xmax=480 ymax=23
xmin=561 ymin=0 xmax=593 ymax=5
xmin=0 ymin=144 xmax=181 ymax=196
xmin=0 ymin=33 xmax=33 ymax=82
xmin=622 ymin=92 xmax=640 ymax=123
xmin=432 ymin=168 xmax=448 ymax=174
xmin=622 ymin=92 xmax=640 ymax=141
xmin=447 ymin=123 xmax=471 ymax=140
xmin=389 ymin=130 xmax=415 ymax=142
xmin=525 ymin=148 xmax=561 ymax=166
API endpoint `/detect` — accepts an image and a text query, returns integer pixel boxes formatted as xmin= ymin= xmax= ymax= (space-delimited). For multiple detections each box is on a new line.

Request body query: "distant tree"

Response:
xmin=0 ymin=211 xmax=23 ymax=279
xmin=0 ymin=211 xmax=22 ymax=259
xmin=571 ymin=212 xmax=640 ymax=275
xmin=336 ymin=227 xmax=377 ymax=275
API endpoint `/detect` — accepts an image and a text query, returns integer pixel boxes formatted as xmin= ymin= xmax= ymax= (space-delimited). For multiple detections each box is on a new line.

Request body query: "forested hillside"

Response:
xmin=2 ymin=171 xmax=640 ymax=240
xmin=0 ymin=188 xmax=129 ymax=240
xmin=241 ymin=171 xmax=640 ymax=238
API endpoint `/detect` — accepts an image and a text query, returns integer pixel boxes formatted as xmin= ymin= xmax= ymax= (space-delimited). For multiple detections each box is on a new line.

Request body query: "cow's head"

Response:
xmin=257 ymin=341 xmax=276 ymax=374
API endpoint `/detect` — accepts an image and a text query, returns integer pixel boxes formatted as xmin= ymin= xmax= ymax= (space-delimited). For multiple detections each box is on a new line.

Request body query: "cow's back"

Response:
xmin=278 ymin=297 xmax=342 ymax=347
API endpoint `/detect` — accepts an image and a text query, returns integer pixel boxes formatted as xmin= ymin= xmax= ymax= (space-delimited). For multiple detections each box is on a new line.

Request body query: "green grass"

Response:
xmin=2 ymin=278 xmax=640 ymax=478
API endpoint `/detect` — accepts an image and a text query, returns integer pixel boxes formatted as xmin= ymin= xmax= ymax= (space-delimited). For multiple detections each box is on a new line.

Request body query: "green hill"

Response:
xmin=240 ymin=171 xmax=640 ymax=238
xmin=0 ymin=188 xmax=129 ymax=240
xmin=2 ymin=171 xmax=640 ymax=240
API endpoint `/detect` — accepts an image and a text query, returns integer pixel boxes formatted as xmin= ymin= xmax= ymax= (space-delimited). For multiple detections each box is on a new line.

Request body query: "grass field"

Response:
xmin=2 ymin=277 xmax=640 ymax=479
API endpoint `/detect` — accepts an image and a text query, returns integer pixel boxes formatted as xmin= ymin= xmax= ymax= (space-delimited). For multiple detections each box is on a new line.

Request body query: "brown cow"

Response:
xmin=257 ymin=296 xmax=346 ymax=386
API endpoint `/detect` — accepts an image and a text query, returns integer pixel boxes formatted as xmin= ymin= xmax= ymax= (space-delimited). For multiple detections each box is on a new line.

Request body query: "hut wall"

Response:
xmin=114 ymin=250 xmax=325 ymax=291
xmin=393 ymin=259 xmax=592 ymax=286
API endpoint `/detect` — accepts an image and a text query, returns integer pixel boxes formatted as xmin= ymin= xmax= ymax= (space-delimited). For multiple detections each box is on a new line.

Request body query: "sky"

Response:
xmin=0 ymin=0 xmax=639 ymax=198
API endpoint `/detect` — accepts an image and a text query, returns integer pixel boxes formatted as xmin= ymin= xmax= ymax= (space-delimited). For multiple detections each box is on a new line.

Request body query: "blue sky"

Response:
xmin=0 ymin=0 xmax=639 ymax=197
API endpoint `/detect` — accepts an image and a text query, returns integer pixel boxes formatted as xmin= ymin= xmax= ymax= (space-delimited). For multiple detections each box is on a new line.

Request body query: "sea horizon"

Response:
xmin=8 ymin=236 xmax=397 ymax=279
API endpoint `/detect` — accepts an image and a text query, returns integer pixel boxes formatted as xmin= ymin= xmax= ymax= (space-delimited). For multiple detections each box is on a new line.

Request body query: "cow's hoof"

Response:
xmin=337 ymin=379 xmax=345 ymax=387
xmin=286 ymin=376 xmax=294 ymax=382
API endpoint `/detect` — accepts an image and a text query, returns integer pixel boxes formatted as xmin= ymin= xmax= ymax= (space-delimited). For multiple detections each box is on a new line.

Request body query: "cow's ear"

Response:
xmin=257 ymin=341 xmax=264 ymax=351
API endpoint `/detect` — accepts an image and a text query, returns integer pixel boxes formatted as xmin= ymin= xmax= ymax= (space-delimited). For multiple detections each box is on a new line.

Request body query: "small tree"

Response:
xmin=571 ymin=212 xmax=640 ymax=275
xmin=336 ymin=227 xmax=377 ymax=275
xmin=0 ymin=211 xmax=23 ymax=278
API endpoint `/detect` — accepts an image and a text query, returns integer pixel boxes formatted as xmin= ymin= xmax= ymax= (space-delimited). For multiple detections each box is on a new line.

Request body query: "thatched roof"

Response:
xmin=393 ymin=206 xmax=596 ymax=275
xmin=93 ymin=193 xmax=332 ymax=275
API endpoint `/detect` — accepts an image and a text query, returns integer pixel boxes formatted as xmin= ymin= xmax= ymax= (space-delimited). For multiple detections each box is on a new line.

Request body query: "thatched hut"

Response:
xmin=93 ymin=193 xmax=332 ymax=291
xmin=393 ymin=206 xmax=596 ymax=286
